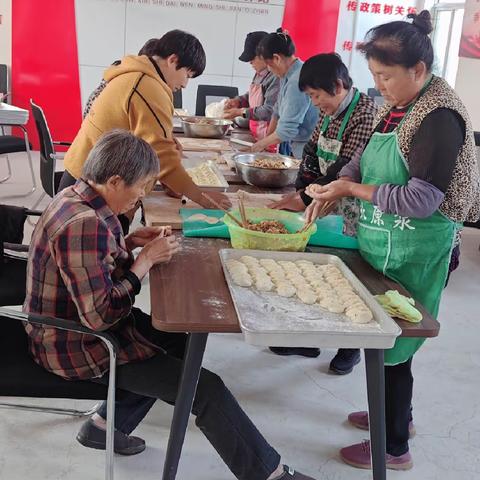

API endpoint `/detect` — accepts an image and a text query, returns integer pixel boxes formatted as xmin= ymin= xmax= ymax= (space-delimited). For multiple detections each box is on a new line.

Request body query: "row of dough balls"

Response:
xmin=225 ymin=256 xmax=373 ymax=324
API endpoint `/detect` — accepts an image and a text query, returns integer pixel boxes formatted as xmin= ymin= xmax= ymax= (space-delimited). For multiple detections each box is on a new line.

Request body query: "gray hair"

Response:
xmin=82 ymin=129 xmax=159 ymax=185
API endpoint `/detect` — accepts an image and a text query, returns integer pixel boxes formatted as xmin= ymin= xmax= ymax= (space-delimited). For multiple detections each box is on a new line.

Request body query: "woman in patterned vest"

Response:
xmin=306 ymin=10 xmax=480 ymax=471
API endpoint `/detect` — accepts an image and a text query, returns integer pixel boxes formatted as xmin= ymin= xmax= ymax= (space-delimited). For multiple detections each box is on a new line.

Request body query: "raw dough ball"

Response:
xmin=319 ymin=297 xmax=345 ymax=313
xmin=259 ymin=258 xmax=279 ymax=270
xmin=309 ymin=278 xmax=329 ymax=289
xmin=226 ymin=259 xmax=248 ymax=275
xmin=278 ymin=261 xmax=297 ymax=270
xmin=255 ymin=276 xmax=274 ymax=292
xmin=296 ymin=288 xmax=317 ymax=305
xmin=295 ymin=260 xmax=314 ymax=267
xmin=231 ymin=271 xmax=253 ymax=287
xmin=187 ymin=213 xmax=208 ymax=222
xmin=276 ymin=281 xmax=296 ymax=297
xmin=347 ymin=308 xmax=373 ymax=324
xmin=240 ymin=255 xmax=259 ymax=267
xmin=204 ymin=216 xmax=220 ymax=224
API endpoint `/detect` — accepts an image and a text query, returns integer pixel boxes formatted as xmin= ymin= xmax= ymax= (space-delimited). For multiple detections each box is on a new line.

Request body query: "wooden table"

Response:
xmin=148 ymin=233 xmax=439 ymax=480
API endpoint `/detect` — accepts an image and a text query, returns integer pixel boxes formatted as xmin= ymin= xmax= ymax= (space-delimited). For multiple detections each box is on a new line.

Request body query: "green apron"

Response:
xmin=316 ymin=89 xmax=361 ymax=174
xmin=317 ymin=90 xmax=361 ymax=237
xmin=358 ymin=90 xmax=459 ymax=366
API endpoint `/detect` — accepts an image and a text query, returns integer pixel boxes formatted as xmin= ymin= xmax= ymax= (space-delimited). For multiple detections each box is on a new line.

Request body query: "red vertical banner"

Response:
xmin=282 ymin=0 xmax=341 ymax=60
xmin=11 ymin=0 xmax=82 ymax=148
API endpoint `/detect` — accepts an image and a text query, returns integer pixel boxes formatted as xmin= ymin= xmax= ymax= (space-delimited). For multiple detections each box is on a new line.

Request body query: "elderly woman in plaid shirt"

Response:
xmin=23 ymin=130 xmax=315 ymax=480
xmin=269 ymin=54 xmax=377 ymax=372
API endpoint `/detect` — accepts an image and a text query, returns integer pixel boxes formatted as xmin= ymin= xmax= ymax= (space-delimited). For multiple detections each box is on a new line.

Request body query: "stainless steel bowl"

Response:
xmin=181 ymin=116 xmax=232 ymax=139
xmin=233 ymin=153 xmax=299 ymax=188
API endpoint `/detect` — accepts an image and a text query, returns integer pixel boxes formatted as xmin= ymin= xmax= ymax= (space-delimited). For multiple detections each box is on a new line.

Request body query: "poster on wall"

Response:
xmin=334 ymin=0 xmax=419 ymax=93
xmin=459 ymin=0 xmax=480 ymax=59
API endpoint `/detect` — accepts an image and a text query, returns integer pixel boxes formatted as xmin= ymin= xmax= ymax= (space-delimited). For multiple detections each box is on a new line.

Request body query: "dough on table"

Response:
xmin=255 ymin=276 xmax=274 ymax=292
xmin=276 ymin=281 xmax=296 ymax=297
xmin=347 ymin=308 xmax=373 ymax=324
xmin=187 ymin=213 xmax=208 ymax=222
xmin=230 ymin=271 xmax=253 ymax=287
xmin=296 ymin=288 xmax=317 ymax=305
xmin=204 ymin=216 xmax=220 ymax=224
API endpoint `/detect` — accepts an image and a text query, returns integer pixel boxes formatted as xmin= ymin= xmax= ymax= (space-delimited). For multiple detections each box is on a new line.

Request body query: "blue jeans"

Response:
xmin=93 ymin=308 xmax=280 ymax=480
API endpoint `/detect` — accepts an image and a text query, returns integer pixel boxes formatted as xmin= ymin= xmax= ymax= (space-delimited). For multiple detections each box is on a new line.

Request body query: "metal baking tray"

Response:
xmin=187 ymin=160 xmax=229 ymax=192
xmin=219 ymin=249 xmax=401 ymax=349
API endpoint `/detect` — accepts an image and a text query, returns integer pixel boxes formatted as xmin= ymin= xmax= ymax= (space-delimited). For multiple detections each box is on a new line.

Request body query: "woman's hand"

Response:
xmin=251 ymin=138 xmax=269 ymax=153
xmin=304 ymin=199 xmax=337 ymax=223
xmin=223 ymin=108 xmax=244 ymax=120
xmin=306 ymin=180 xmax=354 ymax=202
xmin=126 ymin=226 xmax=172 ymax=250
xmin=268 ymin=191 xmax=305 ymax=211
xmin=131 ymin=234 xmax=181 ymax=279
xmin=224 ymin=98 xmax=240 ymax=109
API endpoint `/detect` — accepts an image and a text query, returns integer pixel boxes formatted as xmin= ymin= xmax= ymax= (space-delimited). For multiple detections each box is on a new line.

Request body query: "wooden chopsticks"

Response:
xmin=299 ymin=201 xmax=335 ymax=233
xmin=237 ymin=191 xmax=248 ymax=227
xmin=201 ymin=193 xmax=244 ymax=227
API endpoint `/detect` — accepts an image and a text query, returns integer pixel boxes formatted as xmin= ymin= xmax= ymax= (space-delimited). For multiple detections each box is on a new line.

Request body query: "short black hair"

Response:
xmin=138 ymin=38 xmax=159 ymax=56
xmin=299 ymin=53 xmax=353 ymax=95
xmin=256 ymin=28 xmax=295 ymax=60
xmin=359 ymin=10 xmax=434 ymax=71
xmin=149 ymin=30 xmax=206 ymax=78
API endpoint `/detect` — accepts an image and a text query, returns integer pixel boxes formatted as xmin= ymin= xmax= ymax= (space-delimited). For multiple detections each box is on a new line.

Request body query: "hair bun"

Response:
xmin=408 ymin=10 xmax=433 ymax=35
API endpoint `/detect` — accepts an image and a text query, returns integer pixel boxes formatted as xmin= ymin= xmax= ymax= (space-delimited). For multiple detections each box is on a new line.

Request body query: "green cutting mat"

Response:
xmin=180 ymin=209 xmax=358 ymax=250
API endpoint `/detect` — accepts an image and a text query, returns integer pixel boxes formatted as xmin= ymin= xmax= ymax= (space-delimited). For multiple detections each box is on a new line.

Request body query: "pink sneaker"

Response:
xmin=340 ymin=440 xmax=413 ymax=471
xmin=348 ymin=411 xmax=416 ymax=438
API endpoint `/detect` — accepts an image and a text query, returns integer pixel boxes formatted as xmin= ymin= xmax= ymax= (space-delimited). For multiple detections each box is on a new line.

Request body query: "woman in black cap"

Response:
xmin=224 ymin=31 xmax=280 ymax=150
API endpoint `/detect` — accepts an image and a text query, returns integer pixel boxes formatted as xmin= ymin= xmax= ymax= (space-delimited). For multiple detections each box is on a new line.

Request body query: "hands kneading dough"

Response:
xmin=226 ymin=257 xmax=373 ymax=323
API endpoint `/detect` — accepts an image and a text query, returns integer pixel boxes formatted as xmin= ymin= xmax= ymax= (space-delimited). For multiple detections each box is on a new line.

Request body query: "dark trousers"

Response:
xmin=58 ymin=170 xmax=130 ymax=234
xmin=385 ymin=357 xmax=413 ymax=457
xmin=92 ymin=308 xmax=280 ymax=480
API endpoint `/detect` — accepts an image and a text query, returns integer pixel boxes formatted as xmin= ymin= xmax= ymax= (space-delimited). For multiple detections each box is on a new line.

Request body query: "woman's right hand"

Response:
xmin=131 ymin=235 xmax=181 ymax=279
xmin=224 ymin=98 xmax=240 ymax=109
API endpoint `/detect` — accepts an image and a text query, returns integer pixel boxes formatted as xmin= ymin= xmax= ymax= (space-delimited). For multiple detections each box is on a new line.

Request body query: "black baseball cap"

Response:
xmin=238 ymin=31 xmax=268 ymax=62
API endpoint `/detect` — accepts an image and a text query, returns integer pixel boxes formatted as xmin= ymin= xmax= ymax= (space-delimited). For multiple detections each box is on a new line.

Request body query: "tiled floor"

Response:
xmin=1 ymin=152 xmax=480 ymax=480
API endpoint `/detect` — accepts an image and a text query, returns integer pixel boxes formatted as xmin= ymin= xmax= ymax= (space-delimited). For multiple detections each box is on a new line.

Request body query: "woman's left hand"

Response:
xmin=306 ymin=179 xmax=354 ymax=202
xmin=223 ymin=108 xmax=243 ymax=120
xmin=126 ymin=226 xmax=172 ymax=250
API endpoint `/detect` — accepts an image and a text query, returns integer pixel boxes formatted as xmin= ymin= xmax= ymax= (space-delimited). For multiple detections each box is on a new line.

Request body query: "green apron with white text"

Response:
xmin=316 ymin=90 xmax=361 ymax=174
xmin=317 ymin=90 xmax=361 ymax=236
xmin=358 ymin=97 xmax=459 ymax=365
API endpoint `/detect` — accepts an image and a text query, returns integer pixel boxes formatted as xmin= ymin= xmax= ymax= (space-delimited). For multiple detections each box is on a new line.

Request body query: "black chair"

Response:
xmin=0 ymin=204 xmax=118 ymax=479
xmin=29 ymin=99 xmax=70 ymax=209
xmin=173 ymin=88 xmax=182 ymax=109
xmin=195 ymin=84 xmax=239 ymax=116
xmin=0 ymin=64 xmax=34 ymax=190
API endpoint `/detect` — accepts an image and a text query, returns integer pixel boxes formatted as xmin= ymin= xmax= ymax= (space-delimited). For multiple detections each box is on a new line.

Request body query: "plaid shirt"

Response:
xmin=23 ymin=180 xmax=158 ymax=380
xmin=296 ymin=90 xmax=377 ymax=193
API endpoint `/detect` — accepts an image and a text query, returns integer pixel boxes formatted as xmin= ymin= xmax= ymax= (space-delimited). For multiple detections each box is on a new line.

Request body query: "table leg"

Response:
xmin=162 ymin=332 xmax=209 ymax=480
xmin=364 ymin=349 xmax=386 ymax=480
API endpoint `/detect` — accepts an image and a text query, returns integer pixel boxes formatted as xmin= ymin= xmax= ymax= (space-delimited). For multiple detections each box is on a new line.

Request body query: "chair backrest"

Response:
xmin=30 ymin=100 xmax=57 ymax=197
xmin=0 ymin=64 xmax=8 ymax=103
xmin=0 ymin=203 xmax=26 ymax=255
xmin=173 ymin=89 xmax=182 ymax=109
xmin=195 ymin=84 xmax=239 ymax=116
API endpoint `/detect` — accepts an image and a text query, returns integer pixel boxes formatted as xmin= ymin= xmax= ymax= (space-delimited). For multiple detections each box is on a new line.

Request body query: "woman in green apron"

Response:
xmin=269 ymin=54 xmax=377 ymax=373
xmin=306 ymin=11 xmax=480 ymax=470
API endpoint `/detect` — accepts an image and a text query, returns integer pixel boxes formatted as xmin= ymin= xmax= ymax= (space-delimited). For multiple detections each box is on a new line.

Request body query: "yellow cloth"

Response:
xmin=64 ymin=55 xmax=195 ymax=194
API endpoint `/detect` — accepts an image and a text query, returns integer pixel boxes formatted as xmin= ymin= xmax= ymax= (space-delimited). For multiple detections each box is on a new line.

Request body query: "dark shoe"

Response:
xmin=348 ymin=410 xmax=416 ymax=438
xmin=329 ymin=348 xmax=361 ymax=375
xmin=269 ymin=347 xmax=320 ymax=358
xmin=279 ymin=465 xmax=317 ymax=480
xmin=77 ymin=419 xmax=146 ymax=456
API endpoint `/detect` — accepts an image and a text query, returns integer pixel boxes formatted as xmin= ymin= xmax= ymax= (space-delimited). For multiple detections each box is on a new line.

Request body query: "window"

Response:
xmin=429 ymin=1 xmax=466 ymax=86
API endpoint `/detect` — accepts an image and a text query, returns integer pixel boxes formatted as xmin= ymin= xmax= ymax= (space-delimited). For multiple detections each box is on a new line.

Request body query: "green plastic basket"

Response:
xmin=223 ymin=207 xmax=317 ymax=252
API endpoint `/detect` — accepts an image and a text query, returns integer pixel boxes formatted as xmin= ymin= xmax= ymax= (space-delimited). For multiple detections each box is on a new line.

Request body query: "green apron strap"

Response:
xmin=336 ymin=89 xmax=361 ymax=141
xmin=319 ymin=114 xmax=330 ymax=135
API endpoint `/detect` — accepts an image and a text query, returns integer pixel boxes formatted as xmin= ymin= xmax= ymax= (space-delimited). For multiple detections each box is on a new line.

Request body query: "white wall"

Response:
xmin=75 ymin=0 xmax=286 ymax=115
xmin=455 ymin=58 xmax=480 ymax=131
xmin=0 ymin=0 xmax=12 ymax=72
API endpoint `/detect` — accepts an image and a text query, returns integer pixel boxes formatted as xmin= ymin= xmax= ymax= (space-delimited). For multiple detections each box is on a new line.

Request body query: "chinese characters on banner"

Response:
xmin=459 ymin=0 xmax=480 ymax=59
xmin=335 ymin=0 xmax=421 ymax=93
